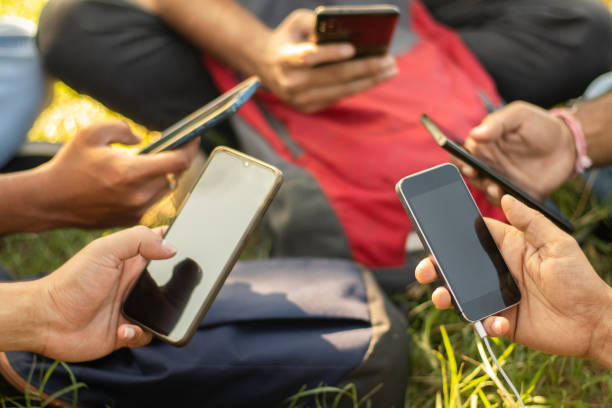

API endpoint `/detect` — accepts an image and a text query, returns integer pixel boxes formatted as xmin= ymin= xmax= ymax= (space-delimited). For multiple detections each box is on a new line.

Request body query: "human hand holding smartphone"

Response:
xmin=420 ymin=114 xmax=574 ymax=234
xmin=123 ymin=147 xmax=282 ymax=346
xmin=413 ymin=193 xmax=612 ymax=369
xmin=396 ymin=163 xmax=521 ymax=322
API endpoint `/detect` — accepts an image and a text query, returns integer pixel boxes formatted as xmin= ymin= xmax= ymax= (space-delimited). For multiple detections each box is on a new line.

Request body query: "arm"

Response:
xmin=0 ymin=281 xmax=45 ymax=354
xmin=145 ymin=0 xmax=397 ymax=113
xmin=576 ymin=90 xmax=612 ymax=167
xmin=416 ymin=195 xmax=612 ymax=369
xmin=0 ymin=122 xmax=199 ymax=235
xmin=146 ymin=0 xmax=271 ymax=78
xmin=0 ymin=226 xmax=176 ymax=362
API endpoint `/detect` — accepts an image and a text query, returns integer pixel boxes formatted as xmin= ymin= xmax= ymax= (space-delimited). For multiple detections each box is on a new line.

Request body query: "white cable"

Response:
xmin=473 ymin=320 xmax=526 ymax=408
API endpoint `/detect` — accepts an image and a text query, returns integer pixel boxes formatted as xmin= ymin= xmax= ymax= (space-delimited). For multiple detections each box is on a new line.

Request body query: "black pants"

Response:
xmin=424 ymin=0 xmax=612 ymax=107
xmin=38 ymin=0 xmax=612 ymax=133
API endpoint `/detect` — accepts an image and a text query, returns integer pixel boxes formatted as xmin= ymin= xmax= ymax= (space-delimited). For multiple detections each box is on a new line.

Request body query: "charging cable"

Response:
xmin=473 ymin=321 xmax=526 ymax=408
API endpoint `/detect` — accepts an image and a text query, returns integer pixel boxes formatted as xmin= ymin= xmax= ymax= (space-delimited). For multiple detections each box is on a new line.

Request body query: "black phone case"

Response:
xmin=315 ymin=6 xmax=399 ymax=57
xmin=421 ymin=114 xmax=574 ymax=234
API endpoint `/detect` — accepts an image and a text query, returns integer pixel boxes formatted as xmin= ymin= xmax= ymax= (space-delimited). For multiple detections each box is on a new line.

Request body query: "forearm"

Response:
xmin=0 ymin=167 xmax=64 ymax=235
xmin=148 ymin=0 xmax=271 ymax=76
xmin=0 ymin=281 xmax=44 ymax=354
xmin=574 ymin=91 xmax=612 ymax=167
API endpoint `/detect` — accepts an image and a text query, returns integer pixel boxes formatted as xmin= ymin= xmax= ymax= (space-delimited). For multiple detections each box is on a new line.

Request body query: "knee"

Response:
xmin=570 ymin=0 xmax=612 ymax=65
xmin=37 ymin=0 xmax=84 ymax=63
xmin=579 ymin=0 xmax=612 ymax=37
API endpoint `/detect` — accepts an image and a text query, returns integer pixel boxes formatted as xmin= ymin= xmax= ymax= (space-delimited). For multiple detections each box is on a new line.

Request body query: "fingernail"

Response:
xmin=162 ymin=240 xmax=177 ymax=254
xmin=339 ymin=45 xmax=354 ymax=56
xmin=492 ymin=319 xmax=503 ymax=335
xmin=123 ymin=327 xmax=135 ymax=340
xmin=502 ymin=194 xmax=518 ymax=206
xmin=380 ymin=56 xmax=394 ymax=68
xmin=487 ymin=184 xmax=501 ymax=198
xmin=472 ymin=124 xmax=487 ymax=134
xmin=462 ymin=166 xmax=475 ymax=177
xmin=383 ymin=66 xmax=398 ymax=77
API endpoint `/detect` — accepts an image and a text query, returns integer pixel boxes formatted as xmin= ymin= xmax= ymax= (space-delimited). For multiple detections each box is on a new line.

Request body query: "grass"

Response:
xmin=1 ymin=1 xmax=612 ymax=407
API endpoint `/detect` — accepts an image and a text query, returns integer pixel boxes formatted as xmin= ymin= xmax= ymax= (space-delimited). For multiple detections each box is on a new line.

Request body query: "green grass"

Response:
xmin=1 ymin=1 xmax=612 ymax=407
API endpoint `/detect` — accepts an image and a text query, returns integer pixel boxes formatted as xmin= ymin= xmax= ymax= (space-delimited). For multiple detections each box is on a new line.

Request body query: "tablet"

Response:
xmin=421 ymin=114 xmax=574 ymax=234
xmin=140 ymin=76 xmax=260 ymax=154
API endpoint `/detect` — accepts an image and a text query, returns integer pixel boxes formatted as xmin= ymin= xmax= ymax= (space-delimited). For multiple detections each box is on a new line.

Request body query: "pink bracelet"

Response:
xmin=550 ymin=107 xmax=592 ymax=174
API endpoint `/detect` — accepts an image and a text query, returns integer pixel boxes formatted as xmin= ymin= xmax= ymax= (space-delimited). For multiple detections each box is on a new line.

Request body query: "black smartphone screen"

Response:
xmin=123 ymin=147 xmax=281 ymax=345
xmin=396 ymin=163 xmax=521 ymax=322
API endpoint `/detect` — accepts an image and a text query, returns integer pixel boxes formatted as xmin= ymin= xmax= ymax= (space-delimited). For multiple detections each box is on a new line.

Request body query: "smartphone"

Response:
xmin=421 ymin=114 xmax=574 ymax=234
xmin=140 ymin=77 xmax=260 ymax=154
xmin=123 ymin=146 xmax=283 ymax=346
xmin=396 ymin=163 xmax=521 ymax=322
xmin=314 ymin=5 xmax=399 ymax=57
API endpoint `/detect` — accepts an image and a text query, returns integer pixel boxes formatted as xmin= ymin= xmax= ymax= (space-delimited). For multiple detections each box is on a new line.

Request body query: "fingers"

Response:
xmin=152 ymin=226 xmax=169 ymax=237
xmin=130 ymin=137 xmax=200 ymax=179
xmin=500 ymin=194 xmax=566 ymax=248
xmin=312 ymin=55 xmax=396 ymax=85
xmin=282 ymin=8 xmax=316 ymax=42
xmin=292 ymin=64 xmax=397 ymax=112
xmin=415 ymin=257 xmax=438 ymax=283
xmin=284 ymin=54 xmax=395 ymax=90
xmin=432 ymin=286 xmax=453 ymax=309
xmin=451 ymin=157 xmax=503 ymax=206
xmin=93 ymin=225 xmax=177 ymax=263
xmin=78 ymin=122 xmax=141 ymax=146
xmin=415 ymin=258 xmax=453 ymax=310
xmin=468 ymin=101 xmax=534 ymax=143
xmin=116 ymin=324 xmax=153 ymax=349
xmin=283 ymin=42 xmax=356 ymax=67
xmin=482 ymin=315 xmax=511 ymax=338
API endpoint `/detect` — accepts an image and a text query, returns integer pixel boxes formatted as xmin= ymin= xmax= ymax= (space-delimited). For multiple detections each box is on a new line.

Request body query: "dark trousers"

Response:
xmin=424 ymin=0 xmax=612 ymax=107
xmin=38 ymin=0 xmax=612 ymax=135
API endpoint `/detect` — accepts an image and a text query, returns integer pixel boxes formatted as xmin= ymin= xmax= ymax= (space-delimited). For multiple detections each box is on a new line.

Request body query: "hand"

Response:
xmin=415 ymin=195 xmax=612 ymax=368
xmin=454 ymin=101 xmax=576 ymax=206
xmin=35 ymin=226 xmax=176 ymax=362
xmin=253 ymin=9 xmax=398 ymax=113
xmin=38 ymin=122 xmax=200 ymax=228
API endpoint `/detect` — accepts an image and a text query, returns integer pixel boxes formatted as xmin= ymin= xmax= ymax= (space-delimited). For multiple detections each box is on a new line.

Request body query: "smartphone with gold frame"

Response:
xmin=123 ymin=146 xmax=282 ymax=346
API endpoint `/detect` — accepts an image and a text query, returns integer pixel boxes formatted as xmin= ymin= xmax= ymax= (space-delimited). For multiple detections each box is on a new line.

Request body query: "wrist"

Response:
xmin=550 ymin=107 xmax=591 ymax=174
xmin=0 ymin=281 xmax=47 ymax=354
xmin=573 ymin=93 xmax=612 ymax=168
xmin=17 ymin=165 xmax=67 ymax=232
xmin=0 ymin=165 xmax=64 ymax=235
xmin=589 ymin=288 xmax=612 ymax=369
xmin=238 ymin=28 xmax=273 ymax=78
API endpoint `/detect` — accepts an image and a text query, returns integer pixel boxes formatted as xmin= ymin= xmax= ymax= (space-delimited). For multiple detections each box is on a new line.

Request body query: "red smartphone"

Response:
xmin=315 ymin=5 xmax=400 ymax=57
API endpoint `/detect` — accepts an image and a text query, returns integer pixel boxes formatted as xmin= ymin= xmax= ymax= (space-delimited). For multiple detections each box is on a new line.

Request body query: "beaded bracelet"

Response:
xmin=550 ymin=107 xmax=592 ymax=174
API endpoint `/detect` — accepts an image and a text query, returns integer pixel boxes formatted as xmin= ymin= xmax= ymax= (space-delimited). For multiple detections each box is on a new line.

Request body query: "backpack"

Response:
xmin=203 ymin=0 xmax=505 ymax=268
xmin=0 ymin=259 xmax=409 ymax=407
